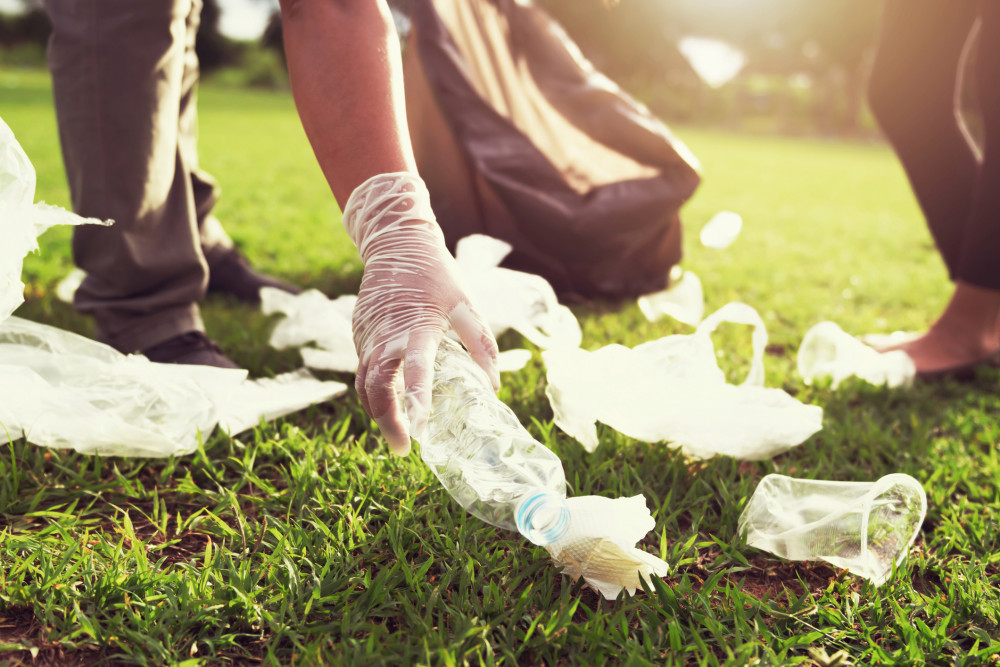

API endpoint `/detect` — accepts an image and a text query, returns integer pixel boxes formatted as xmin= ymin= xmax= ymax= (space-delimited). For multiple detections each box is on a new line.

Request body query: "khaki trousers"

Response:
xmin=45 ymin=0 xmax=232 ymax=353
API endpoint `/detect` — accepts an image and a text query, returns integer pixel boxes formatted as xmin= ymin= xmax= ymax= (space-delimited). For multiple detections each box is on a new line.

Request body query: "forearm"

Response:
xmin=279 ymin=0 xmax=417 ymax=204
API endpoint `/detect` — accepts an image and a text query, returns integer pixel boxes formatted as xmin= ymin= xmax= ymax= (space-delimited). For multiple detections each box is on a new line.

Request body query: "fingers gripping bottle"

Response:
xmin=414 ymin=338 xmax=570 ymax=545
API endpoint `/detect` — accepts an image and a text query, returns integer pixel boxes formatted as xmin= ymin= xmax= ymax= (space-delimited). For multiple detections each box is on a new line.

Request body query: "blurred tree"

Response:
xmin=0 ymin=0 xmax=50 ymax=50
xmin=540 ymin=0 xmax=882 ymax=134
xmin=197 ymin=0 xmax=244 ymax=72
xmin=261 ymin=10 xmax=284 ymax=63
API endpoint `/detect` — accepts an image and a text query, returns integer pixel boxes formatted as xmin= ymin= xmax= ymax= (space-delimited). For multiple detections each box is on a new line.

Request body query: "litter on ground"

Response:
xmin=739 ymin=473 xmax=927 ymax=585
xmin=544 ymin=302 xmax=823 ymax=459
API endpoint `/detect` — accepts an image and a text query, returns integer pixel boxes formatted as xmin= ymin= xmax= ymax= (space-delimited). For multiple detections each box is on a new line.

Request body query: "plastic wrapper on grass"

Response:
xmin=636 ymin=268 xmax=704 ymax=326
xmin=0 ymin=317 xmax=347 ymax=456
xmin=739 ymin=473 xmax=927 ymax=585
xmin=454 ymin=234 xmax=582 ymax=350
xmin=261 ymin=287 xmax=359 ymax=373
xmin=544 ymin=302 xmax=823 ymax=458
xmin=700 ymin=211 xmax=743 ymax=250
xmin=545 ymin=495 xmax=669 ymax=600
xmin=1 ymin=117 xmax=110 ymax=323
xmin=798 ymin=321 xmax=915 ymax=389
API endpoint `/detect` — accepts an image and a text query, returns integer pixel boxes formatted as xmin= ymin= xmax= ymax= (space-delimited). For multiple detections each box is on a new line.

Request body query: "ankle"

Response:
xmin=932 ymin=281 xmax=1000 ymax=351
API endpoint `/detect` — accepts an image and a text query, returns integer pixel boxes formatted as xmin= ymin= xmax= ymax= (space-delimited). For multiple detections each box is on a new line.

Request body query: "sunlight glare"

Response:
xmin=678 ymin=36 xmax=747 ymax=88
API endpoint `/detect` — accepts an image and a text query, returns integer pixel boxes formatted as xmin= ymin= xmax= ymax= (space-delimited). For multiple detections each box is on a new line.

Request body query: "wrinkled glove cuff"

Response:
xmin=342 ymin=172 xmax=444 ymax=263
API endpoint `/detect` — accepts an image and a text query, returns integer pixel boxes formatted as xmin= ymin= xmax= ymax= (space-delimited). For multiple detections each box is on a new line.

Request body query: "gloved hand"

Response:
xmin=343 ymin=172 xmax=500 ymax=455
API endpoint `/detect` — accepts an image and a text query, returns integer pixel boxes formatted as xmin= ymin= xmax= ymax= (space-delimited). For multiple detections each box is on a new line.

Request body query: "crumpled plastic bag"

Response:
xmin=798 ymin=321 xmax=915 ymax=389
xmin=545 ymin=495 xmax=669 ymax=599
xmin=544 ymin=302 xmax=823 ymax=458
xmin=54 ymin=267 xmax=86 ymax=304
xmin=497 ymin=348 xmax=532 ymax=372
xmin=261 ymin=287 xmax=359 ymax=373
xmin=860 ymin=331 xmax=920 ymax=348
xmin=1 ymin=117 xmax=110 ymax=322
xmin=637 ymin=267 xmax=704 ymax=326
xmin=700 ymin=211 xmax=743 ymax=250
xmin=0 ymin=316 xmax=347 ymax=456
xmin=454 ymin=234 xmax=581 ymax=349
xmin=739 ymin=473 xmax=927 ymax=585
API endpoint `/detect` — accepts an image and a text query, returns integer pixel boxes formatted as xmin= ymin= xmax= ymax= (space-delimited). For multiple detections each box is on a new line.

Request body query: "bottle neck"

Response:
xmin=516 ymin=492 xmax=570 ymax=545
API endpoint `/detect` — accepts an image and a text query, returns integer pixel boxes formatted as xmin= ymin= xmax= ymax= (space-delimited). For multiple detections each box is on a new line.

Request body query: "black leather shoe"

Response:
xmin=206 ymin=248 xmax=301 ymax=304
xmin=142 ymin=331 xmax=241 ymax=369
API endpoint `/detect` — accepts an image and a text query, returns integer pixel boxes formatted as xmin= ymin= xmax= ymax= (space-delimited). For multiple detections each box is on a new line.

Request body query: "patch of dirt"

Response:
xmin=727 ymin=555 xmax=845 ymax=601
xmin=765 ymin=343 xmax=789 ymax=357
xmin=0 ymin=607 xmax=107 ymax=666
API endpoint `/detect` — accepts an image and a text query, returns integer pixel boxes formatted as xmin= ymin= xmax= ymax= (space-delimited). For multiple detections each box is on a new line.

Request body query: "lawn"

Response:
xmin=2 ymin=66 xmax=1000 ymax=666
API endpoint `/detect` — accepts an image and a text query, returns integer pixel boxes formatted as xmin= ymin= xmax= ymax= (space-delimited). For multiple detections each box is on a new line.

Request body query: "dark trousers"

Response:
xmin=869 ymin=0 xmax=1000 ymax=290
xmin=45 ymin=0 xmax=233 ymax=352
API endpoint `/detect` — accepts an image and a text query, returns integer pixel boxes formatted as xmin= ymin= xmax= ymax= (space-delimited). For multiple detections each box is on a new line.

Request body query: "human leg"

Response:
xmin=956 ymin=0 xmax=1000 ymax=291
xmin=867 ymin=1 xmax=1000 ymax=375
xmin=46 ymin=0 xmax=210 ymax=353
xmin=894 ymin=0 xmax=1000 ymax=377
xmin=867 ymin=0 xmax=979 ymax=274
xmin=174 ymin=0 xmax=300 ymax=303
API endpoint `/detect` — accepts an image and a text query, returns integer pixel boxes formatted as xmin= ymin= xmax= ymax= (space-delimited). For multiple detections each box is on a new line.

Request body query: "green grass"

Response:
xmin=2 ymin=65 xmax=1000 ymax=666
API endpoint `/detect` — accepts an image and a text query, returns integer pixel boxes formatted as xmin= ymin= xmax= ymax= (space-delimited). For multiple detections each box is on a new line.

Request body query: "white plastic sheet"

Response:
xmin=700 ymin=211 xmax=743 ymax=250
xmin=454 ymin=234 xmax=582 ymax=349
xmin=798 ymin=321 xmax=915 ymax=389
xmin=1 ymin=117 xmax=110 ymax=322
xmin=261 ymin=287 xmax=359 ymax=372
xmin=546 ymin=494 xmax=669 ymax=599
xmin=739 ymin=473 xmax=927 ymax=585
xmin=544 ymin=302 xmax=823 ymax=458
xmin=55 ymin=267 xmax=86 ymax=303
xmin=636 ymin=268 xmax=705 ymax=326
xmin=0 ymin=317 xmax=348 ymax=456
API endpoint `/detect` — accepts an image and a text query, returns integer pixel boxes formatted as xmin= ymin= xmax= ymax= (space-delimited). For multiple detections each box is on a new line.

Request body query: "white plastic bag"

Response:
xmin=798 ymin=321 xmax=915 ymax=389
xmin=261 ymin=287 xmax=359 ymax=373
xmin=739 ymin=473 xmax=927 ymax=585
xmin=700 ymin=211 xmax=743 ymax=250
xmin=1 ymin=117 xmax=110 ymax=322
xmin=544 ymin=302 xmax=823 ymax=458
xmin=636 ymin=268 xmax=705 ymax=326
xmin=454 ymin=235 xmax=582 ymax=349
xmin=546 ymin=494 xmax=669 ymax=600
xmin=0 ymin=317 xmax=347 ymax=456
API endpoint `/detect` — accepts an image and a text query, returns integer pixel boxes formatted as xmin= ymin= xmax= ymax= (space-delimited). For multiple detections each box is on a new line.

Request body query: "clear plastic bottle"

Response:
xmin=416 ymin=338 xmax=570 ymax=545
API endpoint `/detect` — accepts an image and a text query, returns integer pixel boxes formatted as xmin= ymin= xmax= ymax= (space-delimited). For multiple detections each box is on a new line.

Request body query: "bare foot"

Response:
xmin=882 ymin=281 xmax=1000 ymax=376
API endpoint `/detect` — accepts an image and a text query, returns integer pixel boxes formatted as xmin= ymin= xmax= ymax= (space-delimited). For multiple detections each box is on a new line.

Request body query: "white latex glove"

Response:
xmin=343 ymin=172 xmax=500 ymax=455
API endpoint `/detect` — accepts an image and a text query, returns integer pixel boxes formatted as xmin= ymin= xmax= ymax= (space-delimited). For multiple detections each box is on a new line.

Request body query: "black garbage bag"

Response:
xmin=403 ymin=0 xmax=701 ymax=299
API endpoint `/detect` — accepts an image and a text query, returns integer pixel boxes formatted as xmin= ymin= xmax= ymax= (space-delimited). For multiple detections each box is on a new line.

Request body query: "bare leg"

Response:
xmin=868 ymin=1 xmax=1000 ymax=374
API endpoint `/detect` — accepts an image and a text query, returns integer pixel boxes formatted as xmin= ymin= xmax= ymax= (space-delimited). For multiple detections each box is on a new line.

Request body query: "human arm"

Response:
xmin=277 ymin=0 xmax=500 ymax=455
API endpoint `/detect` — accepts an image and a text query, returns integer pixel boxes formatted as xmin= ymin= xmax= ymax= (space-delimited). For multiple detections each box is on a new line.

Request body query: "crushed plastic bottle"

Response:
xmin=739 ymin=473 xmax=927 ymax=585
xmin=416 ymin=339 xmax=670 ymax=597
xmin=416 ymin=337 xmax=570 ymax=545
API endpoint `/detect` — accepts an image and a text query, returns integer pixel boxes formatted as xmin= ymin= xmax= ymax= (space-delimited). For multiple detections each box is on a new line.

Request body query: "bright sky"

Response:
xmin=678 ymin=36 xmax=747 ymax=88
xmin=217 ymin=0 xmax=275 ymax=41
xmin=0 ymin=0 xmax=274 ymax=41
